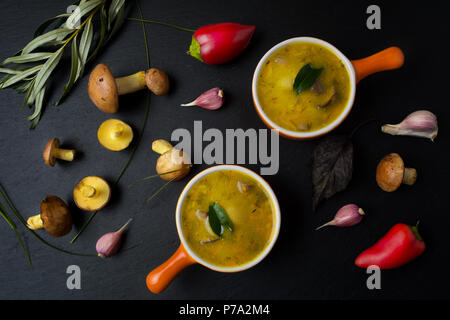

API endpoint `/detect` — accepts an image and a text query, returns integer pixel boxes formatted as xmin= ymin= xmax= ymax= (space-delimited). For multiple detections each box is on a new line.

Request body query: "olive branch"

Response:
xmin=0 ymin=0 xmax=127 ymax=129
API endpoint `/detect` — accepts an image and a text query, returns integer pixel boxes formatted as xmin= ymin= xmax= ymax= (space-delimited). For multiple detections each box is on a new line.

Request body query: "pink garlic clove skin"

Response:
xmin=96 ymin=218 xmax=132 ymax=258
xmin=382 ymin=110 xmax=438 ymax=141
xmin=181 ymin=87 xmax=224 ymax=110
xmin=96 ymin=232 xmax=122 ymax=258
xmin=316 ymin=204 xmax=365 ymax=230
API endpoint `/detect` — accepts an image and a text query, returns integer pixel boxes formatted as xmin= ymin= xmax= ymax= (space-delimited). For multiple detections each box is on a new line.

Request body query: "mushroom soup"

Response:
xmin=181 ymin=170 xmax=276 ymax=267
xmin=257 ymin=41 xmax=351 ymax=132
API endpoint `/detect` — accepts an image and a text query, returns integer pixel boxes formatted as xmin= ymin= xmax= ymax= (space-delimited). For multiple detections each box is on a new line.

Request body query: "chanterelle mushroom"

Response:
xmin=74 ymin=176 xmax=111 ymax=211
xmin=152 ymin=139 xmax=191 ymax=181
xmin=27 ymin=196 xmax=72 ymax=237
xmin=43 ymin=138 xmax=76 ymax=167
xmin=376 ymin=153 xmax=417 ymax=192
xmin=97 ymin=118 xmax=133 ymax=151
xmin=88 ymin=64 xmax=170 ymax=113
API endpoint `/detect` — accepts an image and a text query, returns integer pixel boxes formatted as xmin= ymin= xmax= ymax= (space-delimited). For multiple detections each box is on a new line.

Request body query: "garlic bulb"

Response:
xmin=382 ymin=110 xmax=438 ymax=141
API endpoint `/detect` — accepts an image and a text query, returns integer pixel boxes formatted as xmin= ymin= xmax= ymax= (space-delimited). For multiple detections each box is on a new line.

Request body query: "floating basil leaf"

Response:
xmin=312 ymin=134 xmax=353 ymax=211
xmin=208 ymin=202 xmax=233 ymax=237
xmin=293 ymin=63 xmax=323 ymax=95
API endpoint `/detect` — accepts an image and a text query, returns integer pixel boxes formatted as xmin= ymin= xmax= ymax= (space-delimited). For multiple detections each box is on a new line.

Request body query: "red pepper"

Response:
xmin=188 ymin=23 xmax=256 ymax=65
xmin=355 ymin=223 xmax=425 ymax=269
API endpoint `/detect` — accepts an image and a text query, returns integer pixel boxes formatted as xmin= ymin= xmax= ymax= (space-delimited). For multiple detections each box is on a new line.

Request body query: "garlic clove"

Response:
xmin=382 ymin=110 xmax=438 ymax=141
xmin=96 ymin=218 xmax=132 ymax=258
xmin=181 ymin=87 xmax=224 ymax=110
xmin=316 ymin=204 xmax=364 ymax=230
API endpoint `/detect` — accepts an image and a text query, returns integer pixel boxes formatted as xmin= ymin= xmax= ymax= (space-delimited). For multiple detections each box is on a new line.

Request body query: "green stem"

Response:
xmin=128 ymin=166 xmax=191 ymax=188
xmin=0 ymin=184 xmax=97 ymax=257
xmin=127 ymin=17 xmax=195 ymax=33
xmin=70 ymin=0 xmax=152 ymax=244
xmin=0 ymin=206 xmax=32 ymax=268
xmin=145 ymin=172 xmax=184 ymax=204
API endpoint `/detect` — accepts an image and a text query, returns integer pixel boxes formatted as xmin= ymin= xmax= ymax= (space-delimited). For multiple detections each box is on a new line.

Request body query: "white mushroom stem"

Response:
xmin=52 ymin=148 xmax=75 ymax=161
xmin=27 ymin=214 xmax=43 ymax=230
xmin=403 ymin=168 xmax=417 ymax=185
xmin=115 ymin=71 xmax=146 ymax=95
xmin=81 ymin=184 xmax=96 ymax=198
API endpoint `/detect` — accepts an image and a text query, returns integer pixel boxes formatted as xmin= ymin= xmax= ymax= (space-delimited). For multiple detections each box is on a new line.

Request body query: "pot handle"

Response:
xmin=351 ymin=47 xmax=404 ymax=83
xmin=146 ymin=244 xmax=196 ymax=294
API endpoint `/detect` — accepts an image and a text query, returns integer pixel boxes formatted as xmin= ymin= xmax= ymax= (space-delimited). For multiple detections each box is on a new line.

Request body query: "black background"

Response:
xmin=0 ymin=0 xmax=449 ymax=300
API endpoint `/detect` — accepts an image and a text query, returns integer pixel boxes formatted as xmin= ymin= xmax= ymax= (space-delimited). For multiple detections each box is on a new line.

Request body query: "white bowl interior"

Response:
xmin=252 ymin=37 xmax=356 ymax=138
xmin=175 ymin=165 xmax=281 ymax=273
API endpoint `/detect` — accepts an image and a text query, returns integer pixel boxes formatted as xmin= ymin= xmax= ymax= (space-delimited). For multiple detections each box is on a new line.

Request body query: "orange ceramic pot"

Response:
xmin=146 ymin=165 xmax=281 ymax=294
xmin=252 ymin=37 xmax=405 ymax=140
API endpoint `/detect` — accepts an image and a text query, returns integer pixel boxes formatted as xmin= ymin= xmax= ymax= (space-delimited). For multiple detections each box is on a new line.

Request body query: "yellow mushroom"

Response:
xmin=152 ymin=139 xmax=191 ymax=181
xmin=73 ymin=176 xmax=111 ymax=211
xmin=97 ymin=119 xmax=133 ymax=151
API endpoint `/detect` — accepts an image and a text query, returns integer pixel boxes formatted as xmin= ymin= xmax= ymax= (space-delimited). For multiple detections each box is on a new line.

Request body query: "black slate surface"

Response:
xmin=0 ymin=0 xmax=449 ymax=300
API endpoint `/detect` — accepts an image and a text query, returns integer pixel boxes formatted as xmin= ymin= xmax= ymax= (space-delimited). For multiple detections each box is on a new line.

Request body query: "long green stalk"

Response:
xmin=127 ymin=17 xmax=195 ymax=32
xmin=0 ymin=184 xmax=97 ymax=257
xmin=70 ymin=0 xmax=152 ymax=244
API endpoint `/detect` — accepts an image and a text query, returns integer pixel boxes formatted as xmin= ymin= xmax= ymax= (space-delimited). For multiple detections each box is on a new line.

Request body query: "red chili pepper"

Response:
xmin=355 ymin=223 xmax=425 ymax=269
xmin=188 ymin=23 xmax=256 ymax=65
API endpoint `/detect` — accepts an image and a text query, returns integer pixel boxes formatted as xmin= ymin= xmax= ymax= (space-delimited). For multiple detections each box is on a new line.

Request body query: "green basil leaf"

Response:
xmin=211 ymin=202 xmax=233 ymax=232
xmin=293 ymin=63 xmax=323 ymax=95
xmin=208 ymin=204 xmax=223 ymax=237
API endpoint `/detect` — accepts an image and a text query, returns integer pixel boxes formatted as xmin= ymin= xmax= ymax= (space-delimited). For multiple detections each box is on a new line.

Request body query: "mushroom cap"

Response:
xmin=73 ymin=176 xmax=111 ymax=211
xmin=88 ymin=64 xmax=119 ymax=113
xmin=43 ymin=138 xmax=60 ymax=167
xmin=376 ymin=153 xmax=404 ymax=192
xmin=156 ymin=148 xmax=191 ymax=181
xmin=40 ymin=195 xmax=72 ymax=237
xmin=145 ymin=68 xmax=169 ymax=96
xmin=97 ymin=118 xmax=133 ymax=151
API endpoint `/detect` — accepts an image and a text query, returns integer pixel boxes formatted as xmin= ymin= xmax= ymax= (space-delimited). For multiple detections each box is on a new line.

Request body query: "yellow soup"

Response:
xmin=257 ymin=42 xmax=351 ymax=132
xmin=181 ymin=170 xmax=275 ymax=268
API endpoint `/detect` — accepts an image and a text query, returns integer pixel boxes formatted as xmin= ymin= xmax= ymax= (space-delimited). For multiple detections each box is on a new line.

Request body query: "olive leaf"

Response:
xmin=293 ymin=63 xmax=323 ymax=95
xmin=33 ymin=13 xmax=70 ymax=38
xmin=0 ymin=0 xmax=128 ymax=128
xmin=1 ymin=52 xmax=54 ymax=66
xmin=208 ymin=202 xmax=233 ymax=237
xmin=312 ymin=135 xmax=353 ymax=211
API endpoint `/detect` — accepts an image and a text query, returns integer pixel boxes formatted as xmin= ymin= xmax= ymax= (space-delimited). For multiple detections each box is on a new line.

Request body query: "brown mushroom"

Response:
xmin=26 ymin=196 xmax=72 ymax=237
xmin=376 ymin=153 xmax=417 ymax=192
xmin=43 ymin=138 xmax=76 ymax=167
xmin=73 ymin=176 xmax=111 ymax=211
xmin=152 ymin=139 xmax=191 ymax=181
xmin=88 ymin=64 xmax=170 ymax=113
